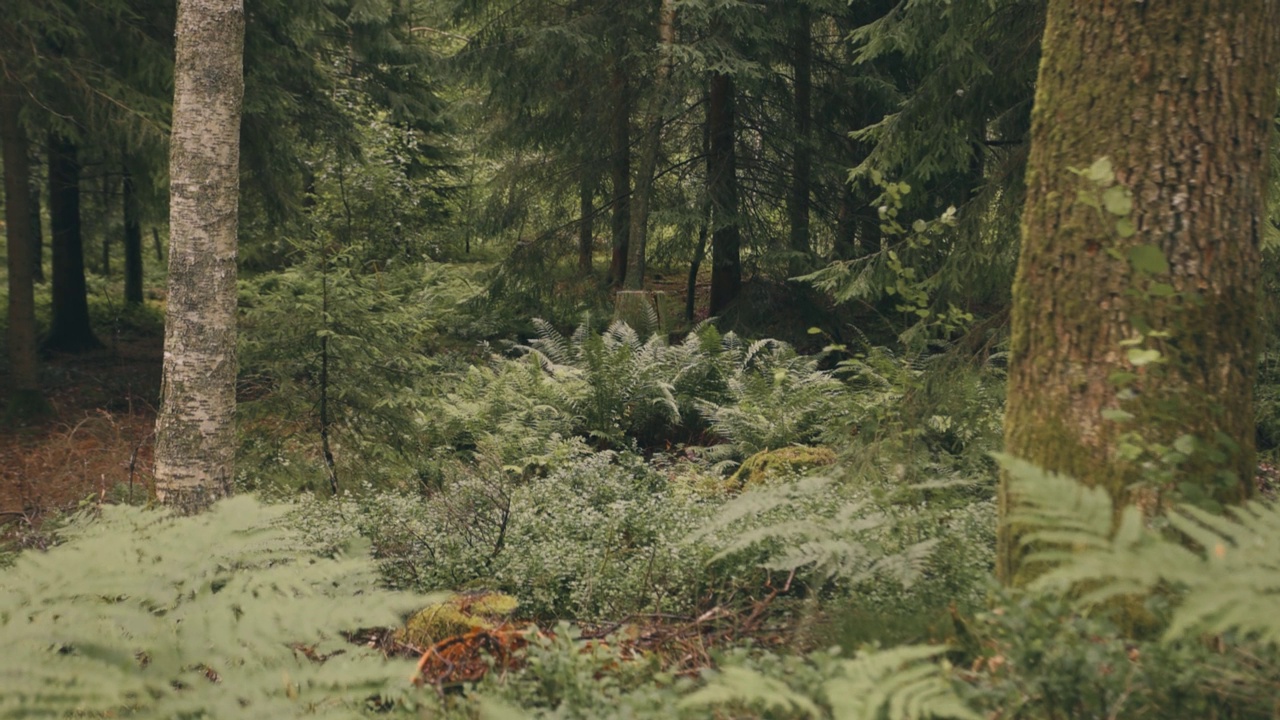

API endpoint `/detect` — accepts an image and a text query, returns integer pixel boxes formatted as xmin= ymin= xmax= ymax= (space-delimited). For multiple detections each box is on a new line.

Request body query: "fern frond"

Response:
xmin=0 ymin=497 xmax=442 ymax=718
xmin=684 ymin=645 xmax=981 ymax=720
xmin=1002 ymin=455 xmax=1280 ymax=644
xmin=531 ymin=317 xmax=574 ymax=365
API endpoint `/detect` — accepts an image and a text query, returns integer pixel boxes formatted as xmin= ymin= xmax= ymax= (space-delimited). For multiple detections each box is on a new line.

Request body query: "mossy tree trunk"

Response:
xmin=154 ymin=0 xmax=245 ymax=514
xmin=999 ymin=1 xmax=1280 ymax=584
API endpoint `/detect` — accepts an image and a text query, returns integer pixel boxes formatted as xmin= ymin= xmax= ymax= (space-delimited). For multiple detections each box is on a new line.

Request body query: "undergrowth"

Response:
xmin=0 ymin=496 xmax=441 ymax=718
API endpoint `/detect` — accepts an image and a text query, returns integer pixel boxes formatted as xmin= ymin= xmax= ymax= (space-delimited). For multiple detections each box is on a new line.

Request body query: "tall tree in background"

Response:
xmin=606 ymin=51 xmax=632 ymax=287
xmin=43 ymin=132 xmax=101 ymax=353
xmin=1 ymin=75 xmax=47 ymax=416
xmin=122 ymin=162 xmax=144 ymax=304
xmin=706 ymin=69 xmax=741 ymax=315
xmin=154 ymin=0 xmax=245 ymax=513
xmin=624 ymin=0 xmax=676 ymax=290
xmin=998 ymin=1 xmax=1280 ymax=584
xmin=786 ymin=2 xmax=811 ymax=275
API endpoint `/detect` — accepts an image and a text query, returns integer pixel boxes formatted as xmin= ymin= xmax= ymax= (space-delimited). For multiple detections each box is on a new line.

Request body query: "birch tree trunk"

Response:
xmin=999 ymin=0 xmax=1280 ymax=584
xmin=154 ymin=0 xmax=245 ymax=513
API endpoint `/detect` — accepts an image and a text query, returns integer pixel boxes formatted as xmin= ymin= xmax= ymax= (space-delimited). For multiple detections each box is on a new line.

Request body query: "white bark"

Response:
xmin=154 ymin=0 xmax=245 ymax=513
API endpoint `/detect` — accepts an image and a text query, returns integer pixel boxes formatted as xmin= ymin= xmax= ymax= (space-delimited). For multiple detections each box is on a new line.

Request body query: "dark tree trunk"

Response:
xmin=999 ymin=0 xmax=1280 ymax=585
xmin=153 ymin=226 xmax=163 ymax=261
xmin=100 ymin=171 xmax=112 ymax=276
xmin=27 ymin=150 xmax=44 ymax=282
xmin=123 ymin=166 xmax=144 ymax=304
xmin=607 ymin=64 xmax=631 ymax=288
xmin=685 ymin=223 xmax=708 ymax=322
xmin=707 ymin=71 xmax=741 ymax=316
xmin=787 ymin=4 xmax=812 ymax=274
xmin=577 ymin=170 xmax=593 ymax=273
xmin=43 ymin=133 xmax=101 ymax=354
xmin=2 ymin=76 xmax=47 ymax=416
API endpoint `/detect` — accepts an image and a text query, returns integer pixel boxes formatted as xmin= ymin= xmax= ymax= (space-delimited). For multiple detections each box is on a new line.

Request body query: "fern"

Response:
xmin=1001 ymin=454 xmax=1280 ymax=643
xmin=690 ymin=474 xmax=938 ymax=588
xmin=683 ymin=645 xmax=981 ymax=720
xmin=0 ymin=496 xmax=442 ymax=718
xmin=696 ymin=335 xmax=850 ymax=461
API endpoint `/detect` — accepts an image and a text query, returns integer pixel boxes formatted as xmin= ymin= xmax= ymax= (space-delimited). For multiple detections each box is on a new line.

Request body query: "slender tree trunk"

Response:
xmin=607 ymin=62 xmax=632 ymax=287
xmin=2 ymin=76 xmax=47 ymax=416
xmin=152 ymin=226 xmax=163 ymax=262
xmin=685 ymin=223 xmax=708 ymax=322
xmin=578 ymin=168 xmax=593 ymax=273
xmin=43 ymin=133 xmax=101 ymax=353
xmin=787 ymin=4 xmax=812 ymax=274
xmin=100 ymin=171 xmax=112 ymax=276
xmin=27 ymin=150 xmax=44 ymax=282
xmin=707 ymin=71 xmax=742 ymax=316
xmin=686 ymin=102 xmax=712 ymax=322
xmin=999 ymin=0 xmax=1280 ymax=585
xmin=154 ymin=0 xmax=245 ymax=514
xmin=624 ymin=0 xmax=675 ymax=290
xmin=123 ymin=165 xmax=144 ymax=304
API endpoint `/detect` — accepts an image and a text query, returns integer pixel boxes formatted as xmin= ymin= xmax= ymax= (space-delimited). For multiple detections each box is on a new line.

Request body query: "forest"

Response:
xmin=3 ymin=0 xmax=1280 ymax=717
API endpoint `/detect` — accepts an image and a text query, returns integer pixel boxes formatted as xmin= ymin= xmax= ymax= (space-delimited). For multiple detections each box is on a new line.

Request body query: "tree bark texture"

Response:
xmin=44 ymin=133 xmax=100 ymax=353
xmin=624 ymin=0 xmax=675 ymax=291
xmin=787 ymin=4 xmax=812 ymax=273
xmin=123 ymin=165 xmax=144 ymax=304
xmin=708 ymin=71 xmax=741 ymax=316
xmin=2 ymin=76 xmax=45 ymax=413
xmin=154 ymin=0 xmax=245 ymax=514
xmin=999 ymin=1 xmax=1280 ymax=585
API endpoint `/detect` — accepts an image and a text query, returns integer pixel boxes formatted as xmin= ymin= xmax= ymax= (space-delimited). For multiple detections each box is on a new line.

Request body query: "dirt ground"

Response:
xmin=0 ymin=335 xmax=162 ymax=540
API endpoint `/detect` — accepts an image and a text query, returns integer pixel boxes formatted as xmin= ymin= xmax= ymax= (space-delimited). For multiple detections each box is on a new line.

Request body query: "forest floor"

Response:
xmin=0 ymin=334 xmax=161 ymax=543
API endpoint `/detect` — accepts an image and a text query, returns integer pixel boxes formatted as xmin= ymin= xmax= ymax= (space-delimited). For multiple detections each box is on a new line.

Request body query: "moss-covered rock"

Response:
xmin=396 ymin=592 xmax=519 ymax=648
xmin=726 ymin=446 xmax=837 ymax=492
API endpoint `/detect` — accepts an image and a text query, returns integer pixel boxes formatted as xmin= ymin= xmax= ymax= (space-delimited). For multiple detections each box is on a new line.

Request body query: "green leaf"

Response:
xmin=1115 ymin=217 xmax=1137 ymax=238
xmin=1102 ymin=186 xmax=1132 ymax=216
xmin=1127 ymin=347 xmax=1162 ymax=366
xmin=1108 ymin=371 xmax=1138 ymax=386
xmin=1148 ymin=283 xmax=1177 ymax=297
xmin=1101 ymin=409 xmax=1134 ymax=422
xmin=1084 ymin=156 xmax=1114 ymax=184
xmin=1128 ymin=245 xmax=1169 ymax=275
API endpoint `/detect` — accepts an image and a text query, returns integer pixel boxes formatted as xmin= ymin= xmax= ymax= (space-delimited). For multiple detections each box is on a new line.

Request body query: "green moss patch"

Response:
xmin=727 ymin=446 xmax=837 ymax=492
